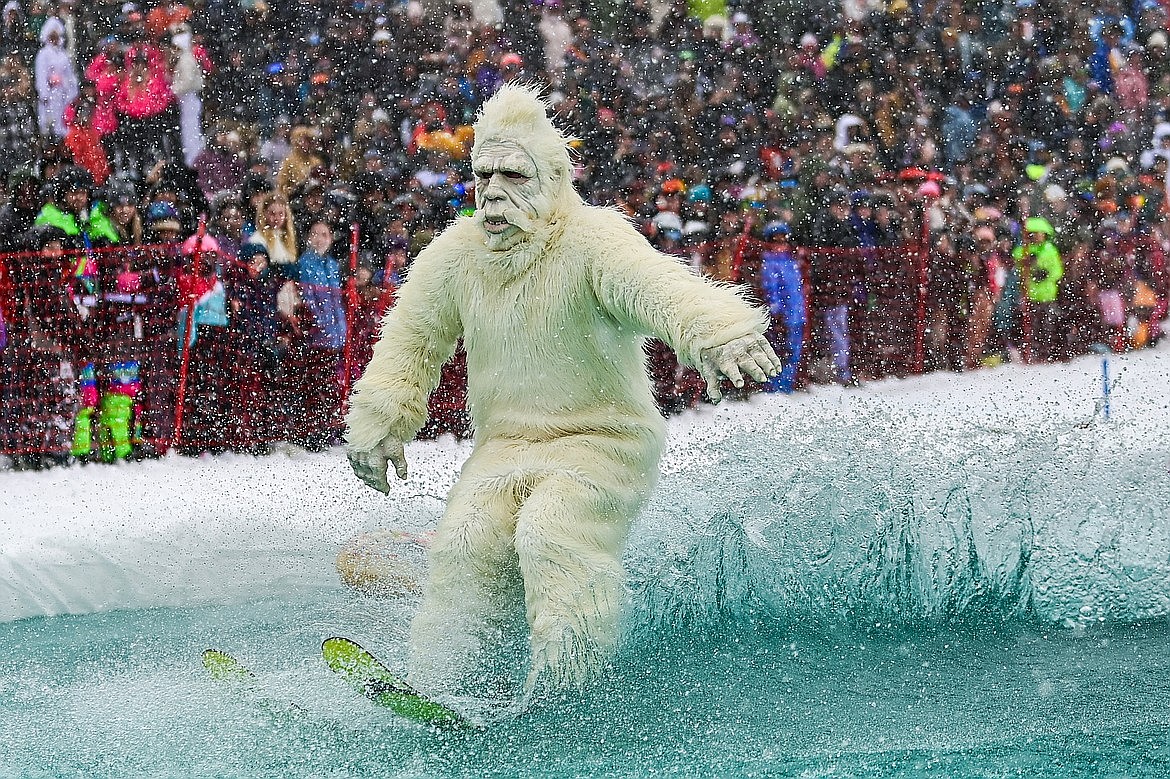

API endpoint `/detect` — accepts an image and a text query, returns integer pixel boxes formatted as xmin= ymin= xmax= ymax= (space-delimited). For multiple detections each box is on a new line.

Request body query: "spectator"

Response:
xmin=1013 ymin=216 xmax=1064 ymax=361
xmin=34 ymin=17 xmax=77 ymax=138
xmin=287 ymin=218 xmax=344 ymax=451
xmin=63 ymin=94 xmax=110 ymax=185
xmin=175 ymin=232 xmax=229 ymax=454
xmin=0 ymin=53 xmax=38 ymax=172
xmin=33 ymin=165 xmax=119 ymax=246
xmin=105 ymin=177 xmax=141 ymax=245
xmin=246 ymin=190 xmax=297 ymax=276
xmin=192 ymin=125 xmax=244 ymax=202
xmin=758 ymin=220 xmax=805 ymax=393
xmin=802 ymin=188 xmax=860 ymax=386
xmin=168 ymin=23 xmax=211 ymax=166
xmin=112 ymin=43 xmax=175 ymax=180
xmin=225 ymin=240 xmax=278 ymax=453
xmin=276 ymin=125 xmax=322 ymax=199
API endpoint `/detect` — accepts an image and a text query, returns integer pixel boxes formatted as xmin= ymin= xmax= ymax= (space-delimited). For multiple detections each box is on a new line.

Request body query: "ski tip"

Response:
xmin=202 ymin=648 xmax=253 ymax=680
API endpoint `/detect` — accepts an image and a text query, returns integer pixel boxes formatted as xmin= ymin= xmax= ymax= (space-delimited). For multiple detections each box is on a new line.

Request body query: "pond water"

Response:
xmin=3 ymin=594 xmax=1169 ymax=778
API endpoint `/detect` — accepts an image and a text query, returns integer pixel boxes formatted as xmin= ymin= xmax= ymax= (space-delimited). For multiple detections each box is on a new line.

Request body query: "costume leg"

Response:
xmin=515 ymin=473 xmax=631 ymax=692
xmin=408 ymin=475 xmax=524 ymax=697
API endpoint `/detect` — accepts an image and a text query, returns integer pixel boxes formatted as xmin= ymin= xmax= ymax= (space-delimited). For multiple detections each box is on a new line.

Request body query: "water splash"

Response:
xmin=629 ymin=405 xmax=1170 ymax=634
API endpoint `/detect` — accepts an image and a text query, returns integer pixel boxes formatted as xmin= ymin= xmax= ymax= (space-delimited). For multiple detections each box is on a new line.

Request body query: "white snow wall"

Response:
xmin=2 ymin=349 xmax=1168 ymax=627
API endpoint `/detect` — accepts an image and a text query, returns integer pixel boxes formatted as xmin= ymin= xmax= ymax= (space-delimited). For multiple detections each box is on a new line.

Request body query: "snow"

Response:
xmin=2 ymin=344 xmax=1167 ymax=625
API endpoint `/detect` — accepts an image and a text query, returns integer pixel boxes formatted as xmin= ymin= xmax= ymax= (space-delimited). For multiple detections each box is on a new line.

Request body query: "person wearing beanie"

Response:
xmin=174 ymin=228 xmax=229 ymax=455
xmin=33 ymin=18 xmax=77 ymax=138
xmin=1012 ymin=216 xmax=1064 ymax=361
xmin=758 ymin=220 xmax=806 ymax=393
xmin=224 ymin=240 xmax=280 ymax=453
xmin=0 ymin=166 xmax=42 ymax=254
xmin=33 ymin=165 xmax=120 ymax=247
xmin=143 ymin=200 xmax=181 ymax=243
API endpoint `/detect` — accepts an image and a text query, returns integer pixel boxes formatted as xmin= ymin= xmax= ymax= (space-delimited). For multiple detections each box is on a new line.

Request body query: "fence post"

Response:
xmin=913 ymin=205 xmax=930 ymax=374
xmin=170 ymin=215 xmax=206 ymax=451
xmin=340 ymin=222 xmax=360 ymax=408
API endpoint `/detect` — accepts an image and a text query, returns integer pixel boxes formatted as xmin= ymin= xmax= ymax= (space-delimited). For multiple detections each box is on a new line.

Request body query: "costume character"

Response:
xmin=344 ymin=85 xmax=780 ymax=697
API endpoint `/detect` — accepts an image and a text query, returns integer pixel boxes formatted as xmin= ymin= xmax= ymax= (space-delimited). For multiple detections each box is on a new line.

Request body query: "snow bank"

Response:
xmin=2 ymin=346 xmax=1167 ymax=625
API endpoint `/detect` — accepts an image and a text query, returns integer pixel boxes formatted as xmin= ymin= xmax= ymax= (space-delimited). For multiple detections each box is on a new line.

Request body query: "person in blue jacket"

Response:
xmin=288 ymin=218 xmax=347 ymax=450
xmin=759 ymin=221 xmax=806 ymax=393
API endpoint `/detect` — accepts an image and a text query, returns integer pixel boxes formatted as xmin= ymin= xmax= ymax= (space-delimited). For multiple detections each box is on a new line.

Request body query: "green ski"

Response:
xmin=201 ymin=648 xmax=305 ymax=716
xmin=321 ymin=636 xmax=473 ymax=729
xmin=202 ymin=649 xmax=254 ymax=681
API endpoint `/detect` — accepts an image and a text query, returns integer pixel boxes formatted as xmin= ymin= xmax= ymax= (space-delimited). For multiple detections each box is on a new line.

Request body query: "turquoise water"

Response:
xmin=2 ymin=593 xmax=1170 ymax=778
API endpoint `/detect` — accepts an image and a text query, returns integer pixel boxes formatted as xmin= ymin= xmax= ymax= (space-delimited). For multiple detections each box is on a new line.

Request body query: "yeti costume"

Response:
xmin=345 ymin=85 xmax=779 ymax=696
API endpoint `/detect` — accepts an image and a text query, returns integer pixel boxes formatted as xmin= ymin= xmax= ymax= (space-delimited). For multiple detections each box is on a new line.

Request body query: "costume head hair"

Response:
xmin=471 ymin=85 xmax=580 ymax=249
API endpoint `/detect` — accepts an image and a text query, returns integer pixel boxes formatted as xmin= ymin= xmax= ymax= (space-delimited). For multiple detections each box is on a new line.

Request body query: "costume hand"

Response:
xmin=698 ymin=334 xmax=783 ymax=404
xmin=347 ymin=436 xmax=407 ymax=494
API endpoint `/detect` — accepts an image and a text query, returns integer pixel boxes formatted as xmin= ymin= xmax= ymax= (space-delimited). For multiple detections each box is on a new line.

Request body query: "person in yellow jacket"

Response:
xmin=1013 ymin=216 xmax=1064 ymax=361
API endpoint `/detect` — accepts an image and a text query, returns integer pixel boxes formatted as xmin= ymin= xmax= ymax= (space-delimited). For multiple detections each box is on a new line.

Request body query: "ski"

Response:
xmin=321 ymin=636 xmax=474 ymax=729
xmin=201 ymin=648 xmax=306 ymax=716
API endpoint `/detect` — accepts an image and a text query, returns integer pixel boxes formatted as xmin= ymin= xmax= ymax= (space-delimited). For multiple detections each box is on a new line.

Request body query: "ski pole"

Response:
xmin=1101 ymin=357 xmax=1111 ymax=421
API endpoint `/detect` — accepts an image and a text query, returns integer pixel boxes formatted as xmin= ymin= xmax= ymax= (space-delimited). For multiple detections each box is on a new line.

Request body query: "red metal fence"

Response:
xmin=0 ymin=240 xmax=937 ymax=462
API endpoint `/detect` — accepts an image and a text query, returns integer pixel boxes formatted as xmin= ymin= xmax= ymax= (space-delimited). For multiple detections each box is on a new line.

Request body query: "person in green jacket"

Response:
xmin=32 ymin=165 xmax=122 ymax=460
xmin=1012 ymin=216 xmax=1064 ymax=361
xmin=33 ymin=165 xmax=121 ymax=249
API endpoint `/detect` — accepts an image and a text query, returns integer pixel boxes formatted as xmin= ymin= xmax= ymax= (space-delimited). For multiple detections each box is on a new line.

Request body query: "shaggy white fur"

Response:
xmin=345 ymin=85 xmax=771 ymax=696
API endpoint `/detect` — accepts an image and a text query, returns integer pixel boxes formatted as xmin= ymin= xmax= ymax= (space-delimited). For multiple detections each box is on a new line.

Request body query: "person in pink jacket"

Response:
xmin=111 ymin=43 xmax=175 ymax=179
xmin=82 ymin=38 xmax=126 ymax=138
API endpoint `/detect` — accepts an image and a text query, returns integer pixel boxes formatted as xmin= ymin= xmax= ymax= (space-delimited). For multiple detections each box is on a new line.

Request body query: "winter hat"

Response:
xmin=145 ymin=201 xmax=181 ymax=231
xmin=7 ymin=165 xmax=38 ymax=191
xmin=182 ymin=233 xmax=220 ymax=255
xmin=51 ymin=165 xmax=94 ymax=201
xmin=762 ymin=221 xmax=790 ymax=240
xmin=1104 ymin=157 xmax=1130 ymax=174
xmin=40 ymin=16 xmax=65 ymax=43
xmin=238 ymin=241 xmax=270 ymax=263
xmin=1023 ymin=216 xmax=1055 ymax=236
xmin=688 ymin=184 xmax=712 ymax=203
xmin=105 ymin=177 xmax=137 ymax=206
xmin=1043 ymin=184 xmax=1067 ymax=203
xmin=1025 ymin=163 xmax=1048 ymax=182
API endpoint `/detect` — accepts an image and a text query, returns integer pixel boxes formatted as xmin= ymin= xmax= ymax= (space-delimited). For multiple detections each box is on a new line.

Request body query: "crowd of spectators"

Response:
xmin=1 ymin=0 xmax=1168 ymax=468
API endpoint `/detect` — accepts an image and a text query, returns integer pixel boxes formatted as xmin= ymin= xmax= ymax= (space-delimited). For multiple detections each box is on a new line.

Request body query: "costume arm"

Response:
xmin=589 ymin=211 xmax=770 ymax=368
xmin=344 ymin=239 xmax=462 ymax=453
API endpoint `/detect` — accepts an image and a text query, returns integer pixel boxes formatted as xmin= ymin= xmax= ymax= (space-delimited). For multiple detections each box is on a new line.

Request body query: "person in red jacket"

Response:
xmin=63 ymin=95 xmax=110 ymax=185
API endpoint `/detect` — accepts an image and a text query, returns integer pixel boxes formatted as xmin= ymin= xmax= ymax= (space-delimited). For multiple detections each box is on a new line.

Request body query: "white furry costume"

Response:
xmin=345 ymin=86 xmax=775 ymax=695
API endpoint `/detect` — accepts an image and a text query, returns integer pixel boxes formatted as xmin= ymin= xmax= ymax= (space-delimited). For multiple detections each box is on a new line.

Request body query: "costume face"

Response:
xmin=472 ymin=139 xmax=552 ymax=251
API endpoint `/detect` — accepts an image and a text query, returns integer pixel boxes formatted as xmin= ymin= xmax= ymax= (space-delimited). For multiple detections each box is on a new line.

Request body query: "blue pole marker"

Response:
xmin=1101 ymin=357 xmax=1111 ymax=421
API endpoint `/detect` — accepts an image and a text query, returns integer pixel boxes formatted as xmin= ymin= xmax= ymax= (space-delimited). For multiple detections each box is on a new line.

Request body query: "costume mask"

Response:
xmin=472 ymin=139 xmax=551 ymax=251
xmin=470 ymin=85 xmax=576 ymax=252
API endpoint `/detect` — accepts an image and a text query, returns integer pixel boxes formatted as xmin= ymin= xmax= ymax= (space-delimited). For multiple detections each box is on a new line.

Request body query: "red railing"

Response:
xmin=0 ymin=236 xmax=964 ymax=462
